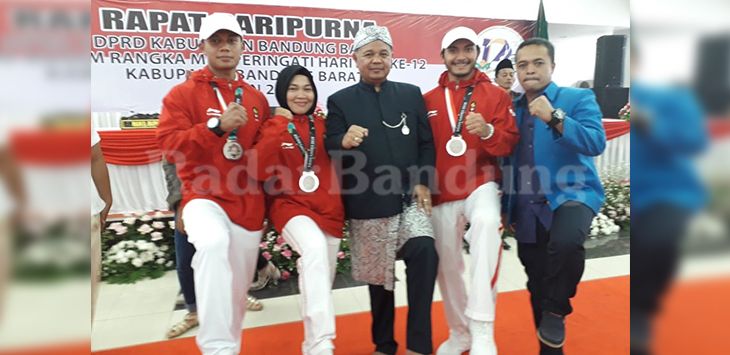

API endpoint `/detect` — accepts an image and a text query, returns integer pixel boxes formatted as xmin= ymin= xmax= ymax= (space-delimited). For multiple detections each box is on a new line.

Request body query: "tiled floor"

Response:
xmin=91 ymin=237 xmax=631 ymax=352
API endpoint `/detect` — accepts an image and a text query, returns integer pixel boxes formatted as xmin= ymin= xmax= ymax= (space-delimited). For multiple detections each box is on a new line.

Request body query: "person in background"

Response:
xmin=493 ymin=58 xmax=520 ymax=252
xmin=494 ymin=58 xmax=520 ymax=100
xmin=91 ymin=126 xmax=112 ymax=321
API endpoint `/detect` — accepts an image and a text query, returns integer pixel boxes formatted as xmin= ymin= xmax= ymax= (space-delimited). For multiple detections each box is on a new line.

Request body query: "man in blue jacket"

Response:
xmin=630 ymin=82 xmax=707 ymax=355
xmin=503 ymin=38 xmax=606 ymax=354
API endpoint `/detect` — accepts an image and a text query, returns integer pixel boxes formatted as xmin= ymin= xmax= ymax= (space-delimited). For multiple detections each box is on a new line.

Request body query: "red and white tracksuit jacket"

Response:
xmin=157 ymin=66 xmax=271 ymax=231
xmin=423 ymin=70 xmax=519 ymax=205
xmin=251 ymin=111 xmax=345 ymax=237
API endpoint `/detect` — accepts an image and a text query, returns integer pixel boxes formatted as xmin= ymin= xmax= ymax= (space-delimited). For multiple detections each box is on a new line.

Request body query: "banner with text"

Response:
xmin=91 ymin=0 xmax=535 ymax=113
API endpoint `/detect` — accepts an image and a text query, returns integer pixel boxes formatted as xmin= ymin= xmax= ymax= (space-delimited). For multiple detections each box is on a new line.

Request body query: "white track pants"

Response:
xmin=282 ymin=216 xmax=341 ymax=355
xmin=431 ymin=182 xmax=503 ymax=338
xmin=183 ymin=199 xmax=262 ymax=355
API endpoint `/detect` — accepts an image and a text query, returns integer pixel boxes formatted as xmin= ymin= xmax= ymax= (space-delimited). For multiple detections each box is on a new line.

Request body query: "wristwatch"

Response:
xmin=480 ymin=123 xmax=495 ymax=140
xmin=207 ymin=117 xmax=225 ymax=137
xmin=547 ymin=108 xmax=565 ymax=128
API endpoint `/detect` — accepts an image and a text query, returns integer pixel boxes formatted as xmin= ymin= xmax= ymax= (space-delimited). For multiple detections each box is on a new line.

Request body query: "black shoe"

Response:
xmin=537 ymin=311 xmax=566 ymax=348
xmin=630 ymin=309 xmax=650 ymax=355
xmin=540 ymin=342 xmax=565 ymax=355
xmin=502 ymin=240 xmax=511 ymax=250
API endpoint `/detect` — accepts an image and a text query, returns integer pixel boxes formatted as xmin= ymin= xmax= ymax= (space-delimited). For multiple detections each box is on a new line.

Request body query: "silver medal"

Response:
xmin=446 ymin=136 xmax=467 ymax=157
xmin=223 ymin=140 xmax=243 ymax=160
xmin=298 ymin=171 xmax=320 ymax=193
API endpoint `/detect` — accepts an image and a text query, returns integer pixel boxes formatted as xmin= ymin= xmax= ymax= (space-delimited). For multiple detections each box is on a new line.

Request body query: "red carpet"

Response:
xmin=95 ymin=276 xmax=629 ymax=354
xmin=653 ymin=276 xmax=730 ymax=355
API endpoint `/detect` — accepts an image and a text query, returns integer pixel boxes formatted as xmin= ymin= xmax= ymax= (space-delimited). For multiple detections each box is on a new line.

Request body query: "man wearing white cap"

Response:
xmin=325 ymin=25 xmax=438 ymax=355
xmin=157 ymin=12 xmax=270 ymax=355
xmin=423 ymin=27 xmax=519 ymax=355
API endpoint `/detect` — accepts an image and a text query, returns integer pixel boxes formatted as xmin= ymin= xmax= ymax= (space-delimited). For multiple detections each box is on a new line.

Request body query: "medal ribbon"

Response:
xmin=209 ymin=81 xmax=243 ymax=141
xmin=287 ymin=115 xmax=316 ymax=171
xmin=444 ymin=86 xmax=474 ymax=136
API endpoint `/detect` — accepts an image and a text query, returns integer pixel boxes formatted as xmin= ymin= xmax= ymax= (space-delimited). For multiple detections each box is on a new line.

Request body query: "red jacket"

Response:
xmin=157 ymin=67 xmax=271 ymax=230
xmin=252 ymin=111 xmax=345 ymax=237
xmin=423 ymin=70 xmax=519 ymax=205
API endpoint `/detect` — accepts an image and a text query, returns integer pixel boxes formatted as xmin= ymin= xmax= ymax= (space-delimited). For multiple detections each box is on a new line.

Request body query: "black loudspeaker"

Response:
xmin=694 ymin=34 xmax=730 ymax=116
xmin=594 ymin=35 xmax=626 ymax=88
xmin=592 ymin=87 xmax=629 ymax=118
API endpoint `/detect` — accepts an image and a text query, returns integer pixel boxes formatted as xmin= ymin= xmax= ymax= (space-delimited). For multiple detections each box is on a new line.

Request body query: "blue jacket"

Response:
xmin=630 ymin=83 xmax=707 ymax=214
xmin=503 ymin=82 xmax=606 ymax=221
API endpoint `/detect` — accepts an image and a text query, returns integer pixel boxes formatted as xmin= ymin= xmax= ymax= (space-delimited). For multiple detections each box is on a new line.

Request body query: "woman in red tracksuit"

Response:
xmin=252 ymin=65 xmax=344 ymax=355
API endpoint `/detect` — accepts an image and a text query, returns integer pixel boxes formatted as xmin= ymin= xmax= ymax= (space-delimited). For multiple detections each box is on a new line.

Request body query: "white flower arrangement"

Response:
xmin=150 ymin=231 xmax=163 ymax=241
xmin=137 ymin=223 xmax=154 ymax=235
xmin=590 ymin=213 xmax=621 ymax=237
xmin=106 ymin=222 xmax=129 ymax=236
xmin=102 ymin=212 xmax=346 ymax=286
xmin=101 ymin=211 xmax=176 ymax=284
xmin=591 ymin=169 xmax=631 ymax=238
xmin=103 ymin=239 xmax=169 ymax=281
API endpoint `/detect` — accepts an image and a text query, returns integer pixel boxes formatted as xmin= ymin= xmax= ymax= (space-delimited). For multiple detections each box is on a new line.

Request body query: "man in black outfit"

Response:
xmin=325 ymin=25 xmax=438 ymax=355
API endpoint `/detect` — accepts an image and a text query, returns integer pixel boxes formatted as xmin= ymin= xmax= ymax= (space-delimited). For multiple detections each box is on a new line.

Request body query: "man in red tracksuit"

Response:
xmin=423 ymin=27 xmax=519 ymax=355
xmin=156 ymin=13 xmax=270 ymax=355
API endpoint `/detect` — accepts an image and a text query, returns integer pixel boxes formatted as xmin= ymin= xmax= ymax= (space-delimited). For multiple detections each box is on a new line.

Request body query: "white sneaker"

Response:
xmin=436 ymin=331 xmax=470 ymax=355
xmin=469 ymin=320 xmax=497 ymax=355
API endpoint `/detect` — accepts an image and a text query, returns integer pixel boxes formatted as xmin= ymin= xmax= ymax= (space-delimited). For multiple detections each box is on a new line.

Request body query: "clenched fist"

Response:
xmin=220 ymin=102 xmax=248 ymax=132
xmin=274 ymin=107 xmax=294 ymax=121
xmin=528 ymin=95 xmax=555 ymax=123
xmin=464 ymin=112 xmax=492 ymax=138
xmin=342 ymin=125 xmax=369 ymax=149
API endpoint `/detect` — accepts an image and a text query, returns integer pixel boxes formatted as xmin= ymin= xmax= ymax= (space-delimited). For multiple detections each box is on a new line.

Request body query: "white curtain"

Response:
xmin=595 ymin=133 xmax=630 ymax=180
xmin=92 ymin=112 xmax=169 ymax=214
xmin=92 ymin=112 xmax=124 ymax=130
xmin=107 ymin=162 xmax=169 ymax=214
